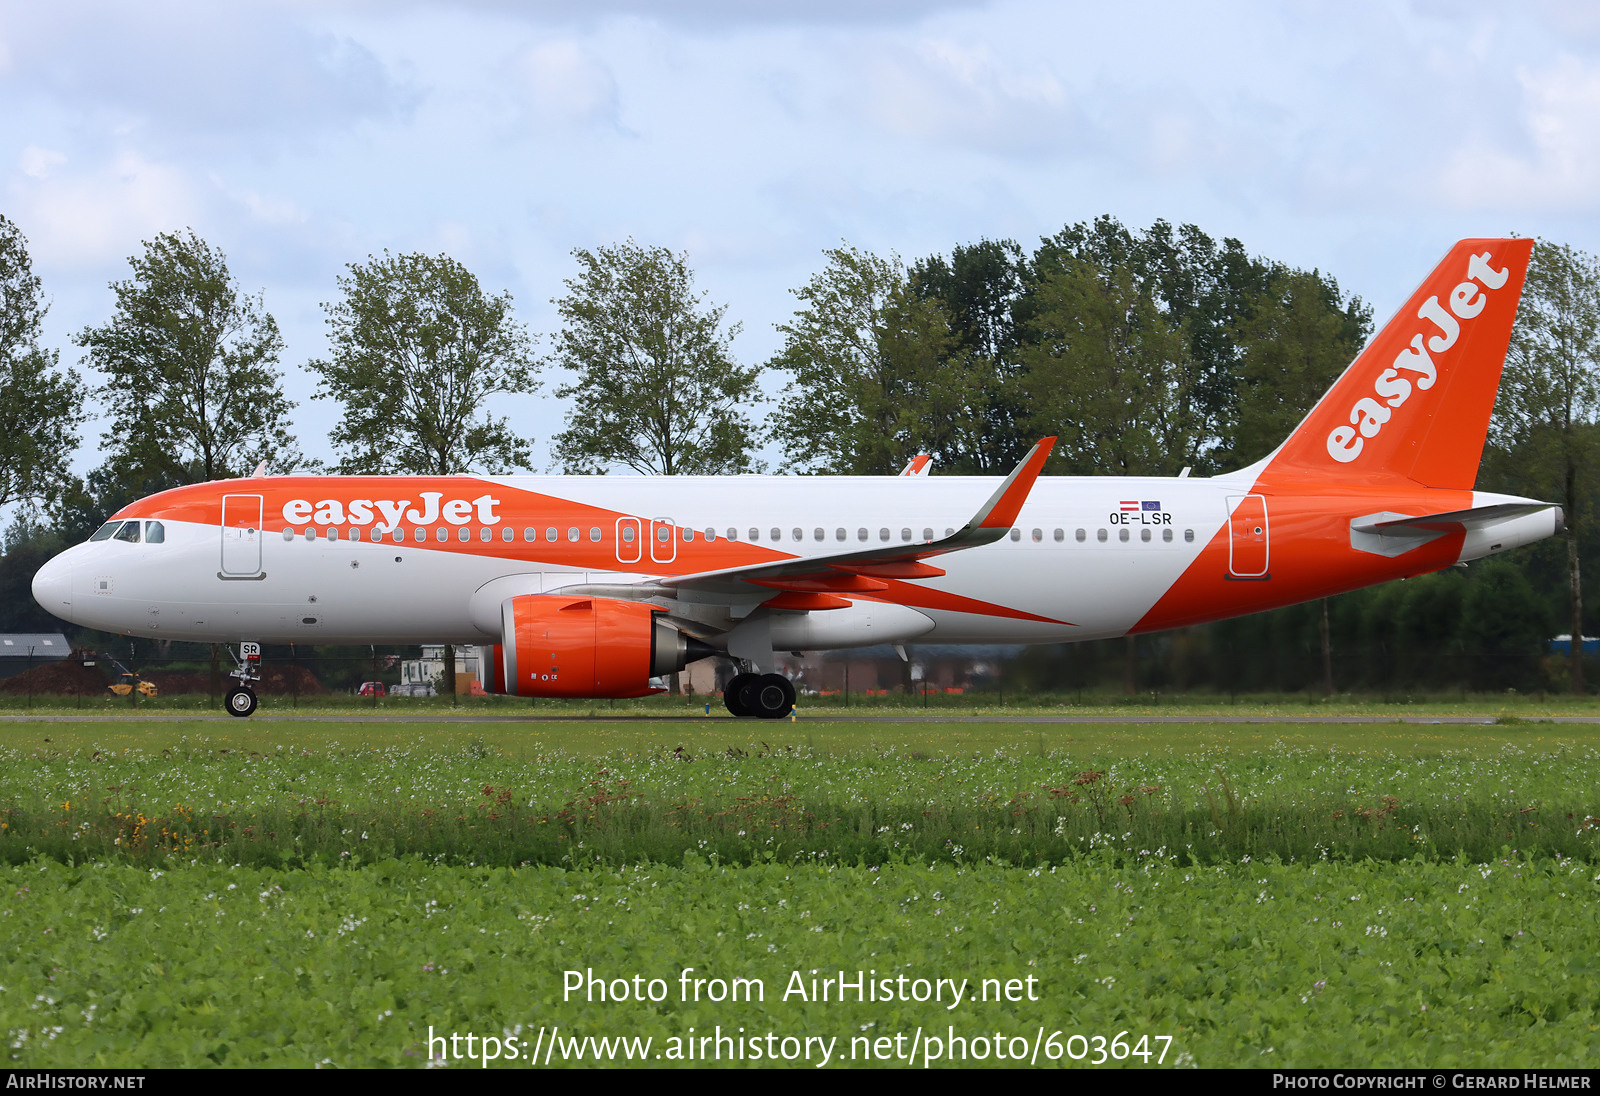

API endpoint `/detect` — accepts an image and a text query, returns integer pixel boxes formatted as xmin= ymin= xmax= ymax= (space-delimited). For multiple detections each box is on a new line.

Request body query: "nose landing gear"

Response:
xmin=224 ymin=641 xmax=262 ymax=719
xmin=723 ymin=671 xmax=796 ymax=719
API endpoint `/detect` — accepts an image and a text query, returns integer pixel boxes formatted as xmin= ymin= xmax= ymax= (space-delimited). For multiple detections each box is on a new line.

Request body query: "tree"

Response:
xmin=0 ymin=214 xmax=86 ymax=514
xmin=1487 ymin=238 xmax=1600 ymax=694
xmin=77 ymin=229 xmax=296 ymax=484
xmin=769 ymin=244 xmax=971 ymax=474
xmin=907 ymin=239 xmax=1029 ymax=472
xmin=309 ymin=251 xmax=539 ymax=476
xmin=550 ymin=240 xmax=759 ymax=475
xmin=310 ymin=250 xmax=540 ymax=702
xmin=1231 ymin=268 xmax=1371 ymax=466
xmin=1018 ymin=258 xmax=1197 ymax=477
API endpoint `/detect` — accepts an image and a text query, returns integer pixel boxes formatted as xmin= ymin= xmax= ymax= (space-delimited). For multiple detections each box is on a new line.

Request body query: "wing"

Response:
xmin=551 ymin=438 xmax=1055 ymax=610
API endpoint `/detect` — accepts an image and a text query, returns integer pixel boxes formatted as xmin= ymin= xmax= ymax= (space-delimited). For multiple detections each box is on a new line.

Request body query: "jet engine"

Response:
xmin=495 ymin=594 xmax=715 ymax=698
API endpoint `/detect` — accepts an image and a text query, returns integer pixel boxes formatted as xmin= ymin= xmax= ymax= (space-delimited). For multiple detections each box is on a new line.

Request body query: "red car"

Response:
xmin=358 ymin=682 xmax=386 ymax=697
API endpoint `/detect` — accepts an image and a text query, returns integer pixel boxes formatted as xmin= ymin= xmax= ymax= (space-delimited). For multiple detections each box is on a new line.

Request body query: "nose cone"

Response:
xmin=32 ymin=553 xmax=74 ymax=619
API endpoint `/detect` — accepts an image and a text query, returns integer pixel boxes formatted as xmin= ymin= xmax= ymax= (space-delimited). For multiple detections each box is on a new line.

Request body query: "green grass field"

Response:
xmin=1 ymin=714 xmax=1596 ymax=1068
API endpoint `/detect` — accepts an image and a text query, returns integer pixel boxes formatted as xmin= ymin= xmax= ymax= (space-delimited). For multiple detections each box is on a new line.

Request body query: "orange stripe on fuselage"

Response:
xmin=113 ymin=476 xmax=792 ymax=574
xmin=1132 ymin=488 xmax=1470 ymax=634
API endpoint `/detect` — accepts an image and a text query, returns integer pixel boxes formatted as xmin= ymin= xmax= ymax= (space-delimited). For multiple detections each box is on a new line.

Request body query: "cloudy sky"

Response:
xmin=5 ymin=0 xmax=1600 ymax=478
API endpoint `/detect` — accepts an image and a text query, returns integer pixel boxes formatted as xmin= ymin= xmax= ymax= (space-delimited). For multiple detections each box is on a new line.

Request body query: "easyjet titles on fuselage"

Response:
xmin=1325 ymin=250 xmax=1511 ymax=465
xmin=281 ymin=491 xmax=503 ymax=529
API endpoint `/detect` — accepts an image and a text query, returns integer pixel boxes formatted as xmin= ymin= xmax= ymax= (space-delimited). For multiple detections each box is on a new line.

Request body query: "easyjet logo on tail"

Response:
xmin=1326 ymin=251 xmax=1510 ymax=464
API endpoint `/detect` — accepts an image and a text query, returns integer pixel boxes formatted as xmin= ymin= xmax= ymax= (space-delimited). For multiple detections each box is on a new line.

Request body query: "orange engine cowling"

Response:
xmin=498 ymin=594 xmax=715 ymax=698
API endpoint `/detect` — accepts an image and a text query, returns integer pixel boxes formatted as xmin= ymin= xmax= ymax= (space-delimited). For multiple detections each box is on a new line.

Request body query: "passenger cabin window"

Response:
xmin=727 ymin=528 xmax=738 ymax=541
xmin=1097 ymin=529 xmax=1108 ymax=542
xmin=524 ymin=528 xmax=536 ymax=542
xmin=436 ymin=528 xmax=449 ymax=543
xmin=770 ymin=528 xmax=780 ymax=541
xmin=901 ymin=528 xmax=911 ymax=542
xmin=90 ymin=522 xmax=121 ymax=542
xmin=858 ymin=528 xmax=868 ymax=541
xmin=792 ymin=528 xmax=802 ymax=542
xmin=1162 ymin=528 xmax=1173 ymax=542
xmin=880 ymin=528 xmax=890 ymax=542
xmin=546 ymin=527 xmax=557 ymax=542
xmin=502 ymin=527 xmax=514 ymax=542
xmin=1009 ymin=528 xmax=1021 ymax=542
xmin=682 ymin=527 xmax=694 ymax=542
xmin=458 ymin=528 xmax=470 ymax=543
xmin=704 ymin=528 xmax=716 ymax=542
xmin=352 ymin=529 xmax=363 ymax=542
xmin=1119 ymin=528 xmax=1130 ymax=542
xmin=282 ymin=528 xmax=293 ymax=541
xmin=1140 ymin=528 xmax=1151 ymax=542
xmin=813 ymin=527 xmax=824 ymax=541
xmin=922 ymin=527 xmax=933 ymax=541
xmin=327 ymin=528 xmax=339 ymax=542
xmin=1053 ymin=528 xmax=1064 ymax=542
xmin=590 ymin=528 xmax=602 ymax=542
xmin=1032 ymin=528 xmax=1043 ymax=542
xmin=749 ymin=528 xmax=759 ymax=541
xmin=835 ymin=528 xmax=846 ymax=541
xmin=569 ymin=527 xmax=580 ymax=542
xmin=480 ymin=528 xmax=491 ymax=542
xmin=145 ymin=521 xmax=165 ymax=543
xmin=1184 ymin=529 xmax=1195 ymax=542
xmin=113 ymin=522 xmax=141 ymax=543
xmin=1075 ymin=528 xmax=1086 ymax=542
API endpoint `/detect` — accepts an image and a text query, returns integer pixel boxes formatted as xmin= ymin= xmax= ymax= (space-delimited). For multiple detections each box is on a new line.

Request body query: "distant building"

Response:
xmin=1549 ymin=635 xmax=1599 ymax=656
xmin=399 ymin=645 xmax=485 ymax=694
xmin=0 ymin=634 xmax=71 ymax=681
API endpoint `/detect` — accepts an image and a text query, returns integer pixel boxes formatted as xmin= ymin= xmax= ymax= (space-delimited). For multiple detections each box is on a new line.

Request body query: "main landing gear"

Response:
xmin=224 ymin=641 xmax=262 ymax=719
xmin=723 ymin=671 xmax=796 ymax=719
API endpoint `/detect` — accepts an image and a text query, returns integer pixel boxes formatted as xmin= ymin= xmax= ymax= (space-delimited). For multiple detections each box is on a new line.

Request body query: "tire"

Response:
xmin=225 ymin=686 xmax=258 ymax=718
xmin=750 ymin=673 xmax=796 ymax=720
xmin=724 ymin=672 xmax=757 ymax=717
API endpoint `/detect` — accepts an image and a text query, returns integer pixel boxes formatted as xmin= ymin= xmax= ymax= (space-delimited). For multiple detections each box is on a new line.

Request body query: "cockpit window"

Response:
xmin=89 ymin=522 xmax=122 ymax=542
xmin=113 ymin=521 xmax=142 ymax=544
xmin=144 ymin=521 xmax=165 ymax=544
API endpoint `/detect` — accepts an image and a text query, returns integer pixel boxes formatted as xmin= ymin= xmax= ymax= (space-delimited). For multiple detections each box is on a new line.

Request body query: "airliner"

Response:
xmin=31 ymin=238 xmax=1560 ymax=719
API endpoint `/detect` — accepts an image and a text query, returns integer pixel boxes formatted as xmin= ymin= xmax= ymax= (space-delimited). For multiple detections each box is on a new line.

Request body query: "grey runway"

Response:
xmin=2 ymin=713 xmax=1597 ymax=725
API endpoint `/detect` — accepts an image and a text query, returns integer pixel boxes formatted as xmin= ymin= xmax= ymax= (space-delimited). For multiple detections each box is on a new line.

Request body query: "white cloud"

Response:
xmin=19 ymin=146 xmax=65 ymax=179
xmin=11 ymin=151 xmax=200 ymax=268
xmin=863 ymin=37 xmax=1075 ymax=155
xmin=1437 ymin=54 xmax=1600 ymax=211
xmin=516 ymin=39 xmax=621 ymax=129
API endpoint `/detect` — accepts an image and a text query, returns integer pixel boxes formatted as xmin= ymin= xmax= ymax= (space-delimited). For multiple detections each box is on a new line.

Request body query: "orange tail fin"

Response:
xmin=1256 ymin=238 xmax=1533 ymax=490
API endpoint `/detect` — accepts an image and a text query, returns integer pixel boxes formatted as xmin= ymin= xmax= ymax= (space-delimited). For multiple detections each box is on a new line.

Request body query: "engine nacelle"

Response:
xmin=497 ymin=594 xmax=713 ymax=698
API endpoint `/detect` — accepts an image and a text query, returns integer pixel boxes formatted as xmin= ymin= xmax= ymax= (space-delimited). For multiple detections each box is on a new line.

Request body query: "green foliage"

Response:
xmin=1486 ymin=238 xmax=1600 ymax=693
xmin=769 ymin=244 xmax=972 ymax=474
xmin=0 ymin=214 xmax=85 ymax=512
xmin=1232 ymin=268 xmax=1370 ymax=467
xmin=310 ymin=252 xmax=539 ymax=476
xmin=907 ymin=239 xmax=1030 ymax=472
xmin=1019 ymin=258 xmax=1196 ymax=476
xmin=76 ymin=230 xmax=296 ymax=483
xmin=0 ymin=739 xmax=1598 ymax=1067
xmin=550 ymin=240 xmax=759 ymax=475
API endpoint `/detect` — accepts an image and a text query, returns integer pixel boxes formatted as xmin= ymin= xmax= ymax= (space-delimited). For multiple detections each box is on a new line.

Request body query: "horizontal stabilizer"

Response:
xmin=1350 ymin=502 xmax=1560 ymax=558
